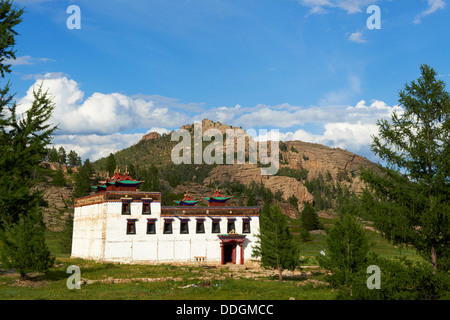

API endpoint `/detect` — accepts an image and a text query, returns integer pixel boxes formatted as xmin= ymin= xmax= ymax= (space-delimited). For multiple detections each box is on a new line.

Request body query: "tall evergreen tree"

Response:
xmin=52 ymin=165 xmax=66 ymax=187
xmin=67 ymin=149 xmax=81 ymax=167
xmin=57 ymin=146 xmax=66 ymax=164
xmin=0 ymin=0 xmax=55 ymax=277
xmin=105 ymin=153 xmax=116 ymax=176
xmin=361 ymin=64 xmax=450 ymax=274
xmin=73 ymin=160 xmax=92 ymax=198
xmin=0 ymin=208 xmax=54 ymax=278
xmin=300 ymin=201 xmax=321 ymax=231
xmin=252 ymin=204 xmax=299 ymax=280
xmin=317 ymin=213 xmax=370 ymax=291
xmin=48 ymin=146 xmax=58 ymax=162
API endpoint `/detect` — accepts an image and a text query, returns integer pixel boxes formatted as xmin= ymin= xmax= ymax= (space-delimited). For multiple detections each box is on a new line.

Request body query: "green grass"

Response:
xmin=0 ymin=212 xmax=424 ymax=300
xmin=0 ymin=257 xmax=336 ymax=300
xmin=286 ymin=215 xmax=423 ymax=265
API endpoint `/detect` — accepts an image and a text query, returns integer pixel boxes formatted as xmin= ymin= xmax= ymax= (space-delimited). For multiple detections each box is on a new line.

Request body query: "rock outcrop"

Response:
xmin=140 ymin=131 xmax=161 ymax=142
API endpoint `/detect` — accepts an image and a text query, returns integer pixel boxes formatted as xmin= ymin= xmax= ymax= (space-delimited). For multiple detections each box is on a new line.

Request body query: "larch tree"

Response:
xmin=361 ymin=64 xmax=450 ymax=274
xmin=252 ymin=204 xmax=299 ymax=281
xmin=0 ymin=1 xmax=56 ymax=277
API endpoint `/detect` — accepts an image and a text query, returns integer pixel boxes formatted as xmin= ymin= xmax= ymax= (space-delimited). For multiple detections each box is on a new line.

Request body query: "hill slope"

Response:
xmin=91 ymin=119 xmax=379 ymax=216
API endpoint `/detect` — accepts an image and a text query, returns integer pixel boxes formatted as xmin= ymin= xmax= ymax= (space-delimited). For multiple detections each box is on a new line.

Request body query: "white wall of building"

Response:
xmin=72 ymin=198 xmax=260 ymax=265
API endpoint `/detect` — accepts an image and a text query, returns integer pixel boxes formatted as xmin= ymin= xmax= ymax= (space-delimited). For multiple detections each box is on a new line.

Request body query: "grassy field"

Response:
xmin=0 ymin=213 xmax=423 ymax=300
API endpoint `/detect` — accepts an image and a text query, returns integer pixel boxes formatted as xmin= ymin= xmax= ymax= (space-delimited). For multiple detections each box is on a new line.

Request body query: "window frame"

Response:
xmin=227 ymin=219 xmax=236 ymax=233
xmin=242 ymin=218 xmax=251 ymax=234
xmin=163 ymin=219 xmax=173 ymax=234
xmin=146 ymin=219 xmax=156 ymax=234
xmin=180 ymin=219 xmax=189 ymax=234
xmin=196 ymin=219 xmax=205 ymax=234
xmin=211 ymin=219 xmax=221 ymax=234
xmin=126 ymin=219 xmax=136 ymax=235
xmin=121 ymin=202 xmax=131 ymax=215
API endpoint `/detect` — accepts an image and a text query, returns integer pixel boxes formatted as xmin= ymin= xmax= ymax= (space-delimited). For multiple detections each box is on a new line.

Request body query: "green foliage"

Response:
xmin=288 ymin=194 xmax=298 ymax=209
xmin=317 ymin=213 xmax=370 ymax=288
xmin=246 ymin=193 xmax=255 ymax=206
xmin=252 ymin=204 xmax=299 ymax=280
xmin=52 ymin=166 xmax=67 ymax=187
xmin=304 ymin=177 xmax=333 ymax=210
xmin=361 ymin=64 xmax=450 ymax=273
xmin=47 ymin=147 xmax=59 ymax=162
xmin=0 ymin=208 xmax=55 ymax=278
xmin=300 ymin=202 xmax=321 ymax=231
xmin=139 ymin=164 xmax=160 ymax=192
xmin=59 ymin=213 xmax=73 ymax=255
xmin=73 ymin=159 xmax=93 ymax=198
xmin=161 ymin=193 xmax=184 ymax=206
xmin=67 ymin=149 xmax=81 ymax=167
xmin=57 ymin=146 xmax=66 ymax=164
xmin=0 ymin=1 xmax=23 ymax=78
xmin=105 ymin=153 xmax=116 ymax=176
xmin=275 ymin=167 xmax=308 ymax=181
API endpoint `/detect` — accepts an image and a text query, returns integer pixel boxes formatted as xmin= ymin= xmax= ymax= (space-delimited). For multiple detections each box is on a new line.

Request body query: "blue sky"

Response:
xmin=7 ymin=0 xmax=450 ymax=162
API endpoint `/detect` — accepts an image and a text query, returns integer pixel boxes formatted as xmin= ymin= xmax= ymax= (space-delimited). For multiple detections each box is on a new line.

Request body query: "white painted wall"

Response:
xmin=72 ymin=199 xmax=260 ymax=265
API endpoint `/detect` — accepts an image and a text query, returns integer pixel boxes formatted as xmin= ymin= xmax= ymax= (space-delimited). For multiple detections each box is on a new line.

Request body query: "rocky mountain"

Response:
xmin=92 ymin=119 xmax=379 ymax=218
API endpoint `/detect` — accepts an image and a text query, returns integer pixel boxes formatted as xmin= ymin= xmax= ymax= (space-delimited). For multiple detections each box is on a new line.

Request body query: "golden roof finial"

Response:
xmin=114 ymin=165 xmax=120 ymax=174
xmin=125 ymin=165 xmax=128 ymax=174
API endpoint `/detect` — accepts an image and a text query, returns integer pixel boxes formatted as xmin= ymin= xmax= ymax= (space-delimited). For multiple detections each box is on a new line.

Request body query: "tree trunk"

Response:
xmin=278 ymin=267 xmax=283 ymax=281
xmin=431 ymin=245 xmax=437 ymax=274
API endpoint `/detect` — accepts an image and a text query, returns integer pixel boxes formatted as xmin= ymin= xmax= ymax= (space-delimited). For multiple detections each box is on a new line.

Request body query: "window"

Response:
xmin=142 ymin=203 xmax=151 ymax=215
xmin=212 ymin=219 xmax=221 ymax=233
xmin=126 ymin=220 xmax=136 ymax=234
xmin=146 ymin=220 xmax=156 ymax=234
xmin=180 ymin=220 xmax=189 ymax=234
xmin=196 ymin=219 xmax=205 ymax=234
xmin=227 ymin=219 xmax=235 ymax=233
xmin=163 ymin=219 xmax=173 ymax=234
xmin=122 ymin=202 xmax=130 ymax=215
xmin=242 ymin=219 xmax=251 ymax=233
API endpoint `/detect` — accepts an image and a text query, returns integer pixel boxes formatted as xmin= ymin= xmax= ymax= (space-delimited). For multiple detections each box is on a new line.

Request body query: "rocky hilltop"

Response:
xmin=91 ymin=119 xmax=379 ymax=218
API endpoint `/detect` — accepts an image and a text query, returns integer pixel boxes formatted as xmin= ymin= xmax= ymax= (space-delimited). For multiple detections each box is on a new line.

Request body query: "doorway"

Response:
xmin=223 ymin=243 xmax=236 ymax=264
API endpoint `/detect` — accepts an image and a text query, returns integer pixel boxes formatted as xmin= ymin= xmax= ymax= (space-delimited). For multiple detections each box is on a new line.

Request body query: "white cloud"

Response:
xmin=414 ymin=0 xmax=446 ymax=24
xmin=348 ymin=32 xmax=367 ymax=43
xmin=17 ymin=73 xmax=190 ymax=135
xmin=238 ymin=99 xmax=402 ymax=160
xmin=51 ymin=133 xmax=144 ymax=161
xmin=3 ymin=55 xmax=53 ymax=66
xmin=16 ymin=74 xmax=401 ymax=162
xmin=299 ymin=0 xmax=378 ymax=14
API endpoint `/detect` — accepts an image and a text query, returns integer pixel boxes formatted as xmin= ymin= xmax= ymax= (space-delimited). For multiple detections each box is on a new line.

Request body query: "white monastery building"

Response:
xmin=71 ymin=167 xmax=261 ymax=265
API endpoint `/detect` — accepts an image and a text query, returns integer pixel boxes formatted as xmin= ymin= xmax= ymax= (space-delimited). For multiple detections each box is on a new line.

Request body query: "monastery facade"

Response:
xmin=71 ymin=167 xmax=260 ymax=265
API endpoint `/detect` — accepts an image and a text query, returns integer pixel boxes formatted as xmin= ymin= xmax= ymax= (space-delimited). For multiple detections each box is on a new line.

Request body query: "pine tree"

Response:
xmin=73 ymin=160 xmax=92 ymax=198
xmin=300 ymin=201 xmax=321 ymax=231
xmin=0 ymin=0 xmax=55 ymax=278
xmin=317 ymin=213 xmax=369 ymax=291
xmin=361 ymin=64 xmax=450 ymax=274
xmin=57 ymin=146 xmax=66 ymax=164
xmin=67 ymin=149 xmax=80 ymax=167
xmin=52 ymin=165 xmax=66 ymax=187
xmin=48 ymin=146 xmax=59 ymax=162
xmin=252 ymin=204 xmax=299 ymax=280
xmin=105 ymin=153 xmax=116 ymax=176
xmin=0 ymin=208 xmax=55 ymax=278
xmin=246 ymin=193 xmax=255 ymax=206
xmin=59 ymin=213 xmax=73 ymax=255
